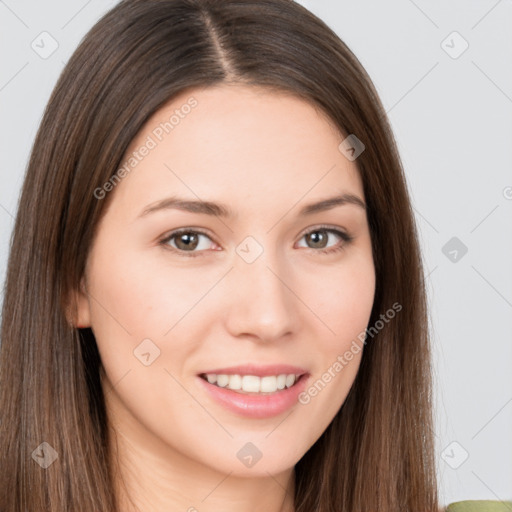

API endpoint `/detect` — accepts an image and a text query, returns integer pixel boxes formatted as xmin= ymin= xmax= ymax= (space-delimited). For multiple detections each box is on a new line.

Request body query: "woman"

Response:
xmin=0 ymin=1 xmax=507 ymax=511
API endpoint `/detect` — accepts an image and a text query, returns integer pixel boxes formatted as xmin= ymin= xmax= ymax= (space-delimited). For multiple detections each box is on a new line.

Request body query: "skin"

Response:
xmin=73 ymin=83 xmax=376 ymax=512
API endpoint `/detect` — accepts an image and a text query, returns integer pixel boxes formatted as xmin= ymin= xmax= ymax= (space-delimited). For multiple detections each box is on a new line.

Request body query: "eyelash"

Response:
xmin=158 ymin=225 xmax=354 ymax=259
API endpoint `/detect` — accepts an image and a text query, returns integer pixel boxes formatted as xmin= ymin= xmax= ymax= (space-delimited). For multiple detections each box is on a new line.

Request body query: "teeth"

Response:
xmin=285 ymin=374 xmax=296 ymax=388
xmin=260 ymin=376 xmax=277 ymax=393
xmin=227 ymin=374 xmax=242 ymax=390
xmin=202 ymin=373 xmax=300 ymax=393
xmin=206 ymin=374 xmax=218 ymax=384
xmin=216 ymin=374 xmax=229 ymax=387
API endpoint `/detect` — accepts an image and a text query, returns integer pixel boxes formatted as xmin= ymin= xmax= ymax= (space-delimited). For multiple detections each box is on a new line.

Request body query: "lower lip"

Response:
xmin=197 ymin=374 xmax=310 ymax=419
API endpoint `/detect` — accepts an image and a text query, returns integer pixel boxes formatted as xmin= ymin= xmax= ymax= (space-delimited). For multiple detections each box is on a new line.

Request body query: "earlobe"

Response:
xmin=70 ymin=277 xmax=91 ymax=329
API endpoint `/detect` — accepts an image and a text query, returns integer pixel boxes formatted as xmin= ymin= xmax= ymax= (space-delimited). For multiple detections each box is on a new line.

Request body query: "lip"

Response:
xmin=197 ymin=364 xmax=308 ymax=377
xmin=196 ymin=371 xmax=311 ymax=419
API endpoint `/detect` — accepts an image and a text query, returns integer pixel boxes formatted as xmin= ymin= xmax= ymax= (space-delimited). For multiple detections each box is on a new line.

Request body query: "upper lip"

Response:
xmin=198 ymin=364 xmax=309 ymax=377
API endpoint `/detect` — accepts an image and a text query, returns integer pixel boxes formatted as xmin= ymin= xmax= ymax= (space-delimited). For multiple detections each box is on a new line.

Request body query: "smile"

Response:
xmin=197 ymin=372 xmax=310 ymax=419
xmin=199 ymin=373 xmax=301 ymax=394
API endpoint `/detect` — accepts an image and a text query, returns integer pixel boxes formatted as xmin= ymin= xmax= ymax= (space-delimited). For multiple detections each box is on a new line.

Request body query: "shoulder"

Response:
xmin=445 ymin=500 xmax=512 ymax=512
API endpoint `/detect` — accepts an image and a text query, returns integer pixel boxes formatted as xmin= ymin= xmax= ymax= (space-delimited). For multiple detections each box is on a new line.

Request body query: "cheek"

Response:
xmin=86 ymin=245 xmax=209 ymax=339
xmin=84 ymin=241 xmax=220 ymax=393
xmin=309 ymin=253 xmax=376 ymax=347
xmin=85 ymin=246 xmax=206 ymax=435
xmin=294 ymin=255 xmax=374 ymax=436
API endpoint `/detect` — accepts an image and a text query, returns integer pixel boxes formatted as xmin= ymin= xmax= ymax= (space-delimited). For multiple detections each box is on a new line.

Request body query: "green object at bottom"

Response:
xmin=447 ymin=500 xmax=512 ymax=512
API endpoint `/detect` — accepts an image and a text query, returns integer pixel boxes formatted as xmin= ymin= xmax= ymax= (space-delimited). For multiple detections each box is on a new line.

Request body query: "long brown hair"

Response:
xmin=0 ymin=1 xmax=439 ymax=510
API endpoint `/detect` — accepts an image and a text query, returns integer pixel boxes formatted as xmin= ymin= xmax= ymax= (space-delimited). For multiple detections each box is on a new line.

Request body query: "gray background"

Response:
xmin=1 ymin=0 xmax=511 ymax=506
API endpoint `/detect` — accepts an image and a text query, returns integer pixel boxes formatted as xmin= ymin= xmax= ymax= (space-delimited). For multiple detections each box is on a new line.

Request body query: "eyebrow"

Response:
xmin=138 ymin=193 xmax=366 ymax=219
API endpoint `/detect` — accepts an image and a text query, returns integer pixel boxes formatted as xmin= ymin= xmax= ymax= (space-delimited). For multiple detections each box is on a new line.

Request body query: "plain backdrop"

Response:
xmin=0 ymin=0 xmax=511 ymax=507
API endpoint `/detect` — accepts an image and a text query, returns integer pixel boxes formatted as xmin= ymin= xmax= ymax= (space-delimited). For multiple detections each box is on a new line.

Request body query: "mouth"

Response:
xmin=196 ymin=366 xmax=311 ymax=419
xmin=198 ymin=372 xmax=307 ymax=395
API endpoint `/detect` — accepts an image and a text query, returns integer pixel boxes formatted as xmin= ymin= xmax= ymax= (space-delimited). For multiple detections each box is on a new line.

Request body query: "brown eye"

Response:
xmin=160 ymin=229 xmax=216 ymax=257
xmin=173 ymin=231 xmax=200 ymax=251
xmin=304 ymin=229 xmax=329 ymax=249
xmin=297 ymin=226 xmax=353 ymax=255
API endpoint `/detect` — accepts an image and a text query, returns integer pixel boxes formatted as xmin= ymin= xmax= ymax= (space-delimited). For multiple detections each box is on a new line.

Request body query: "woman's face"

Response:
xmin=75 ymin=83 xmax=375 ymax=477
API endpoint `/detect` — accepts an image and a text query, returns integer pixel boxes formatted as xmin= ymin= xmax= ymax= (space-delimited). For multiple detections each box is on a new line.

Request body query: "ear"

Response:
xmin=67 ymin=277 xmax=91 ymax=329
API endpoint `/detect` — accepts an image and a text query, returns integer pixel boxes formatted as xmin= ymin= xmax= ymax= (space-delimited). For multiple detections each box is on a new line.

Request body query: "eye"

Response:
xmin=159 ymin=228 xmax=218 ymax=257
xmin=296 ymin=225 xmax=353 ymax=255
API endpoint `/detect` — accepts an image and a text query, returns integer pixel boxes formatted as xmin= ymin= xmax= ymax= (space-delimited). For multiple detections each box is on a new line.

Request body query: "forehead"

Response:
xmin=108 ymin=84 xmax=363 ymax=218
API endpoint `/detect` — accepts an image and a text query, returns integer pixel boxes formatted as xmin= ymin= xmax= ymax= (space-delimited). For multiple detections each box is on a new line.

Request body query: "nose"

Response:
xmin=223 ymin=251 xmax=301 ymax=343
